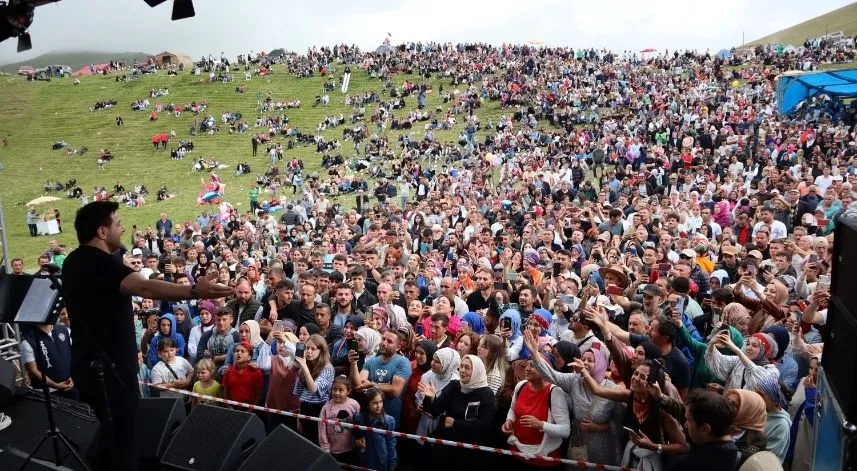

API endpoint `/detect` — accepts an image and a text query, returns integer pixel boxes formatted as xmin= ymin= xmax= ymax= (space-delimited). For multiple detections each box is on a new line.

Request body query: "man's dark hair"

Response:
xmin=687 ymin=389 xmax=736 ymax=437
xmin=654 ymin=314 xmax=678 ymax=342
xmin=711 ymin=288 xmax=734 ymax=305
xmin=430 ymin=313 xmax=449 ymax=327
xmin=74 ymin=201 xmax=119 ymax=244
xmin=671 ymin=276 xmax=690 ymax=295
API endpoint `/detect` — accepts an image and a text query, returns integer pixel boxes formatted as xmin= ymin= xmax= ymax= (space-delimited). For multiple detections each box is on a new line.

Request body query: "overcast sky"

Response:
xmin=1 ymin=0 xmax=853 ymax=63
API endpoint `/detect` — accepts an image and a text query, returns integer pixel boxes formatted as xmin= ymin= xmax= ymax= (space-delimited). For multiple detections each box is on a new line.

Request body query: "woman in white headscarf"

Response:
xmin=355 ymin=326 xmax=381 ymax=368
xmin=418 ymin=355 xmax=496 ymax=470
xmin=415 ymin=347 xmax=461 ymax=435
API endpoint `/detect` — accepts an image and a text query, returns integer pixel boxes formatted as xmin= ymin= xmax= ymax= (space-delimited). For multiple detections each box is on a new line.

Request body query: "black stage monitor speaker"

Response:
xmin=0 ymin=358 xmax=15 ymax=407
xmin=161 ymin=405 xmax=265 ymax=471
xmin=822 ymin=216 xmax=857 ymax=423
xmin=238 ymin=424 xmax=340 ymax=471
xmin=135 ymin=398 xmax=186 ymax=461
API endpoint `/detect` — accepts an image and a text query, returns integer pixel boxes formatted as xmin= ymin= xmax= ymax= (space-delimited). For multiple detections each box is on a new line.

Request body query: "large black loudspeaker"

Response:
xmin=822 ymin=216 xmax=857 ymax=422
xmin=135 ymin=398 xmax=186 ymax=462
xmin=0 ymin=358 xmax=15 ymax=407
xmin=238 ymin=424 xmax=340 ymax=471
xmin=160 ymin=405 xmax=265 ymax=471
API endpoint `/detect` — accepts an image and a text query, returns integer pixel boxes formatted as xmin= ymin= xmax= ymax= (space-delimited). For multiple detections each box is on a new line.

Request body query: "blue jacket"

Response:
xmin=354 ymin=413 xmax=397 ymax=470
xmin=147 ymin=313 xmax=187 ymax=366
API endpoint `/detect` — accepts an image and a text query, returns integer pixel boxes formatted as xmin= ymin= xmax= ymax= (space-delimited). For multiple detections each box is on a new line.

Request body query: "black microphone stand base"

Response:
xmin=19 ymin=427 xmax=90 ymax=471
xmin=18 ymin=353 xmax=91 ymax=471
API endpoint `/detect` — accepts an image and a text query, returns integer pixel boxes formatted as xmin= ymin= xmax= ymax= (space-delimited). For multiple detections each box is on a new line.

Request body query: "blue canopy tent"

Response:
xmin=776 ymin=68 xmax=857 ymax=115
xmin=716 ymin=49 xmax=732 ymax=60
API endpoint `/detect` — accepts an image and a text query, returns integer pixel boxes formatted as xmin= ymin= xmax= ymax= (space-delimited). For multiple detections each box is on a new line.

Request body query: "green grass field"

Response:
xmin=747 ymin=1 xmax=857 ymax=46
xmin=0 ymin=65 xmax=505 ymax=267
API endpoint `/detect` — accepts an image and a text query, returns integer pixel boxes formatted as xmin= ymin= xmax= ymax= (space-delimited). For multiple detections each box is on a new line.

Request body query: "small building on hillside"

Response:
xmin=153 ymin=51 xmax=194 ymax=69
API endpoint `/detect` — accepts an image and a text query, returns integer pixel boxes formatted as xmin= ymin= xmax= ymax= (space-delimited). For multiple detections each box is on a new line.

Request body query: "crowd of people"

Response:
xmin=14 ymin=35 xmax=857 ymax=471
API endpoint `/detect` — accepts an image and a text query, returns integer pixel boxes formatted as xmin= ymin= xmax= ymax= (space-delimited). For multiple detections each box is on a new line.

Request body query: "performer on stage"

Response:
xmin=62 ymin=201 xmax=233 ymax=470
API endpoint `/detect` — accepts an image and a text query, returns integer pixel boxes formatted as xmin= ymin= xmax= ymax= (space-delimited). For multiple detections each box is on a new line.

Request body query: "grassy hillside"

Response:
xmin=748 ymin=2 xmax=857 ymax=46
xmin=0 ymin=66 xmax=504 ymax=267
xmin=0 ymin=51 xmax=152 ymax=73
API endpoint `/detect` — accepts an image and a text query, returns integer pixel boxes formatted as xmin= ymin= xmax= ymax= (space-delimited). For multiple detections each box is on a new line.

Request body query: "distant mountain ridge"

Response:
xmin=0 ymin=51 xmax=152 ymax=72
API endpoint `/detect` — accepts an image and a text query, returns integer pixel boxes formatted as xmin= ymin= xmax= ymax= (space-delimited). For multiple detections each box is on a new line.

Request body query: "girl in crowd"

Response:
xmin=318 ymin=375 xmax=361 ymax=465
xmin=524 ymin=332 xmax=621 ymax=465
xmin=477 ymin=334 xmax=508 ymax=394
xmin=187 ymin=300 xmax=217 ymax=363
xmin=331 ymin=315 xmax=364 ymax=375
xmin=418 ymin=355 xmax=496 ymax=471
xmin=578 ymin=358 xmax=688 ymax=469
xmin=298 ymin=322 xmax=320 ymax=342
xmin=220 ymin=320 xmax=271 ymax=376
xmin=354 ymin=388 xmax=397 ymax=471
xmin=499 ymin=308 xmax=523 ymax=361
xmin=222 ymin=341 xmax=264 ymax=408
xmin=191 ymin=358 xmax=221 ymax=407
xmin=755 ymin=375 xmax=793 ymax=461
xmin=503 ymin=352 xmax=570 ymax=468
xmin=266 ymin=330 xmax=301 ymax=431
xmin=455 ymin=331 xmax=480 ymax=357
xmin=293 ymin=334 xmax=334 ymax=445
xmin=403 ymin=340 xmax=437 ymax=434
xmin=461 ymin=311 xmax=485 ymax=335
xmin=788 ymin=356 xmax=819 ymax=471
xmin=706 ymin=330 xmax=780 ymax=391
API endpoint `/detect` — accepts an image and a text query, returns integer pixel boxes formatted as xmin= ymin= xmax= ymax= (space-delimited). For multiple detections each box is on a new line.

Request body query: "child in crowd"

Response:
xmin=221 ymin=341 xmax=264 ymax=408
xmin=354 ymin=388 xmax=397 ymax=471
xmin=318 ymin=375 xmax=361 ymax=464
xmin=150 ymin=338 xmax=194 ymax=401
xmin=147 ymin=313 xmax=187 ymax=367
xmin=137 ymin=348 xmax=151 ymax=398
xmin=192 ymin=358 xmax=222 ymax=408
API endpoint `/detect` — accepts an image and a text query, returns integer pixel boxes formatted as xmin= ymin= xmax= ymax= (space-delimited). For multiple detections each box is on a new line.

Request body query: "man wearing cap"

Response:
xmin=714 ymin=245 xmax=740 ymax=283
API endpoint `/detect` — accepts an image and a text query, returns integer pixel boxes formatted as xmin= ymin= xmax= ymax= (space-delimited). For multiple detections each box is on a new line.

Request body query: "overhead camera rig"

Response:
xmin=0 ymin=0 xmax=195 ymax=53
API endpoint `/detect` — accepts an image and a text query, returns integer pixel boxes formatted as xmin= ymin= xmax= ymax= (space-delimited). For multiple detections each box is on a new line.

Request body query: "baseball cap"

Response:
xmin=680 ymin=249 xmax=696 ymax=258
xmin=747 ymin=250 xmax=763 ymax=260
xmin=721 ymin=245 xmax=738 ymax=256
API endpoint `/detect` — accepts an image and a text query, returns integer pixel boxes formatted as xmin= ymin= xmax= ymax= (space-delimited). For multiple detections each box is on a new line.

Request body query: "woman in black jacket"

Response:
xmin=418 ymin=354 xmax=496 ymax=471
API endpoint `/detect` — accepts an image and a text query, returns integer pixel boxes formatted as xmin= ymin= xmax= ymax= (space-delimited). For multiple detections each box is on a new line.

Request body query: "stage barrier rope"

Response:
xmin=140 ymin=381 xmax=633 ymax=471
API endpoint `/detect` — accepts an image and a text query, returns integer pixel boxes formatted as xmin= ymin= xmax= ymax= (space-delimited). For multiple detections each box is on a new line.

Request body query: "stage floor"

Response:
xmin=0 ymin=390 xmax=100 ymax=470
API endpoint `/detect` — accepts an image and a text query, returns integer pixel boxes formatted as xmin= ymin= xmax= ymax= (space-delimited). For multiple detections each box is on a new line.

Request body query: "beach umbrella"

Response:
xmin=26 ymin=196 xmax=60 ymax=206
xmin=640 ymin=48 xmax=656 ymax=53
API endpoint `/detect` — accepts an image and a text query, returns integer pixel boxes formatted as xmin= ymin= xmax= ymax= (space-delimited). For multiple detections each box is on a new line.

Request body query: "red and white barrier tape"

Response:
xmin=142 ymin=382 xmax=632 ymax=470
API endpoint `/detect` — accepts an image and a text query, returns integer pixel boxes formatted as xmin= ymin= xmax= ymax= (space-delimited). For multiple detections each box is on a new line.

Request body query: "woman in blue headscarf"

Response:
xmin=499 ymin=309 xmax=523 ymax=361
xmin=461 ymin=312 xmax=485 ymax=335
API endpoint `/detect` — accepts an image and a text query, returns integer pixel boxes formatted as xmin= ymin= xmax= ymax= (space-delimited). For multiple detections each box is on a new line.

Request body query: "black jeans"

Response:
xmin=75 ymin=371 xmax=140 ymax=471
xmin=28 ymin=223 xmax=37 ymax=237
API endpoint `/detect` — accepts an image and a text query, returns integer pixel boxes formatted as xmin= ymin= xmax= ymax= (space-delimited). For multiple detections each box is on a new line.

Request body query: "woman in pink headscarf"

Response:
xmin=713 ymin=200 xmax=733 ymax=228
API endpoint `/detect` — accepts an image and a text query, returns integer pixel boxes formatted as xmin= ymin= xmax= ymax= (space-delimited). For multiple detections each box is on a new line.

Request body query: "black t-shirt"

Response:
xmin=62 ymin=245 xmax=136 ymax=379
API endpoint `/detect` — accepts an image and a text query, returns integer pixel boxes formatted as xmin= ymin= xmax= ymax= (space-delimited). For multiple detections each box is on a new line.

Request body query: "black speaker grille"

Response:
xmin=162 ymin=405 xmax=261 ymax=471
xmin=239 ymin=425 xmax=339 ymax=471
xmin=136 ymin=398 xmax=185 ymax=459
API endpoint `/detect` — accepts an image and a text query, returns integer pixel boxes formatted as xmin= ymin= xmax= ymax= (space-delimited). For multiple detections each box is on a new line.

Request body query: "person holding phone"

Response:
xmin=732 ymin=269 xmax=790 ymax=334
xmin=576 ymin=357 xmax=688 ymax=467
xmin=330 ymin=315 xmax=365 ymax=376
xmin=293 ymin=334 xmax=335 ymax=445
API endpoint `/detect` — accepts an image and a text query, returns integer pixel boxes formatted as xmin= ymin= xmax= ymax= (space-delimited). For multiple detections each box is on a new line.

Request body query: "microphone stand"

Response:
xmin=17 ymin=272 xmax=91 ymax=471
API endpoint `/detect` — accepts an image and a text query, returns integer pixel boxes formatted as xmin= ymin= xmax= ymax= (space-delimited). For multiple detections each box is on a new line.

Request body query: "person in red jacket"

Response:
xmin=221 ymin=341 xmax=263 ymax=408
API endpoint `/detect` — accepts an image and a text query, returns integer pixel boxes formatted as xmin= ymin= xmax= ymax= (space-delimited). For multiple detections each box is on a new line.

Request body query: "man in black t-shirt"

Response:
xmin=62 ymin=202 xmax=232 ymax=471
